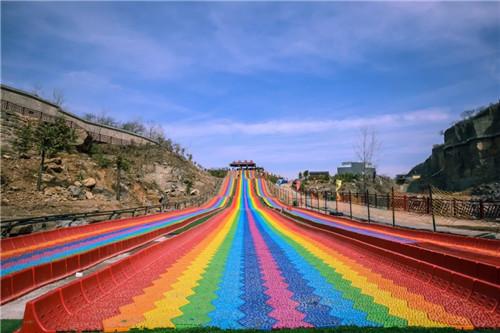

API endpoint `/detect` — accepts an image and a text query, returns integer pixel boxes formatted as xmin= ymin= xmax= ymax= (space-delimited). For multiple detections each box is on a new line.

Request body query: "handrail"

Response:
xmin=0 ymin=194 xmax=212 ymax=237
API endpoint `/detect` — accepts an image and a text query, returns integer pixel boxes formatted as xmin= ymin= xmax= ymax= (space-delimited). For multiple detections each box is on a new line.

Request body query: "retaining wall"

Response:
xmin=1 ymin=84 xmax=157 ymax=146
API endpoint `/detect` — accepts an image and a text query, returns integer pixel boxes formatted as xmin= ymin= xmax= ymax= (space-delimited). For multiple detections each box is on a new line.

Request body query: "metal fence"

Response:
xmin=270 ymin=184 xmax=500 ymax=232
xmin=0 ymin=193 xmax=213 ymax=238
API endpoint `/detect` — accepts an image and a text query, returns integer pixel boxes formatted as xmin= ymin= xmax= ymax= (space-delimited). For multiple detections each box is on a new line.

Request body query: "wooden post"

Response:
xmin=479 ymin=200 xmax=484 ymax=219
xmin=36 ymin=149 xmax=46 ymax=191
xmin=316 ymin=191 xmax=320 ymax=212
xmin=428 ymin=185 xmax=436 ymax=232
xmin=116 ymin=166 xmax=121 ymax=201
xmin=391 ymin=187 xmax=396 ymax=227
xmin=366 ymin=189 xmax=371 ymax=223
xmin=349 ymin=190 xmax=353 ymax=219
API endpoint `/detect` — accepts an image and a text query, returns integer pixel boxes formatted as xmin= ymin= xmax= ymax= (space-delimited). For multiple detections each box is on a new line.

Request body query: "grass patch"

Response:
xmin=0 ymin=320 xmax=22 ymax=333
xmin=2 ymin=321 xmax=498 ymax=333
xmin=128 ymin=327 xmax=498 ymax=333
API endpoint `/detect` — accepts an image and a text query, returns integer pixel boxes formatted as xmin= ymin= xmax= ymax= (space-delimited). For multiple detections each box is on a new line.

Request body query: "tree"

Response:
xmin=146 ymin=123 xmax=165 ymax=142
xmin=34 ymin=117 xmax=76 ymax=191
xmin=298 ymin=172 xmax=302 ymax=179
xmin=31 ymin=83 xmax=43 ymax=97
xmin=121 ymin=120 xmax=146 ymax=135
xmin=460 ymin=110 xmax=476 ymax=120
xmin=12 ymin=123 xmax=34 ymax=155
xmin=303 ymin=170 xmax=309 ymax=178
xmin=161 ymin=138 xmax=173 ymax=151
xmin=184 ymin=179 xmax=193 ymax=195
xmin=96 ymin=114 xmax=119 ymax=127
xmin=187 ymin=153 xmax=193 ymax=161
xmin=354 ymin=127 xmax=381 ymax=190
xmin=173 ymin=143 xmax=181 ymax=154
xmin=115 ymin=153 xmax=130 ymax=200
xmin=82 ymin=113 xmax=97 ymax=122
xmin=52 ymin=89 xmax=65 ymax=107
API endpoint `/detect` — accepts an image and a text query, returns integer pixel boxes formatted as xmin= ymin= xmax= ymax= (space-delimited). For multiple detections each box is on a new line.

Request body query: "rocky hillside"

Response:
xmin=407 ymin=102 xmax=499 ymax=194
xmin=298 ymin=175 xmax=397 ymax=195
xmin=0 ymin=113 xmax=220 ymax=219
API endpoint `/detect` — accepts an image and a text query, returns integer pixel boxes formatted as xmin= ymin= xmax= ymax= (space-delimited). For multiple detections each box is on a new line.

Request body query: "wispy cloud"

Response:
xmin=163 ymin=108 xmax=451 ymax=138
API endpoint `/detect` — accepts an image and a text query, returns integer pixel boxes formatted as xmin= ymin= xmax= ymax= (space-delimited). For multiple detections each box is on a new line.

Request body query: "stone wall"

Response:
xmin=408 ymin=103 xmax=500 ymax=192
xmin=1 ymin=84 xmax=157 ymax=149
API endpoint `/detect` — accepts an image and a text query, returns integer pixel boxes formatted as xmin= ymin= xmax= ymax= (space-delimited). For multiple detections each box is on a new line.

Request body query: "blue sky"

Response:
xmin=2 ymin=2 xmax=499 ymax=178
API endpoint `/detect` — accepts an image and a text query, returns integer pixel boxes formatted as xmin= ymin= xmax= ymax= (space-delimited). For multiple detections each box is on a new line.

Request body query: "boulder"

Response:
xmin=68 ymin=185 xmax=84 ymax=198
xmin=120 ymin=183 xmax=129 ymax=193
xmin=93 ymin=186 xmax=114 ymax=199
xmin=74 ymin=181 xmax=82 ymax=187
xmin=84 ymin=191 xmax=94 ymax=200
xmin=46 ymin=157 xmax=62 ymax=165
xmin=42 ymin=173 xmax=55 ymax=183
xmin=190 ymin=189 xmax=200 ymax=196
xmin=10 ymin=224 xmax=33 ymax=236
xmin=47 ymin=164 xmax=64 ymax=173
xmin=82 ymin=177 xmax=96 ymax=188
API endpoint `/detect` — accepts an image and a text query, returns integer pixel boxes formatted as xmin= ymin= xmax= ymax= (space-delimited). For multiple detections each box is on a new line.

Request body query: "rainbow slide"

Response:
xmin=255 ymin=177 xmax=499 ymax=273
xmin=17 ymin=171 xmax=500 ymax=332
xmin=0 ymin=176 xmax=235 ymax=304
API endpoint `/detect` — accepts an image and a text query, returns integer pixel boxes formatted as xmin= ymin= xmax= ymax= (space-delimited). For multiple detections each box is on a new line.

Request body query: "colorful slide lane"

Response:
xmin=0 ymin=176 xmax=235 ymax=304
xmin=256 ymin=178 xmax=500 ymax=267
xmin=19 ymin=171 xmax=500 ymax=332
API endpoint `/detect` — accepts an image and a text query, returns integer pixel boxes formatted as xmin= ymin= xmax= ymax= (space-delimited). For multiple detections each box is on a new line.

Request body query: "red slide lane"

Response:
xmin=254 ymin=193 xmax=500 ymax=316
xmin=1 ymin=202 xmax=209 ymax=253
xmin=281 ymin=210 xmax=500 ymax=285
xmin=19 ymin=198 xmax=235 ymax=333
xmin=258 ymin=180 xmax=500 ymax=264
xmin=1 ymin=208 xmax=220 ymax=305
xmin=260 ymin=181 xmax=499 ymax=266
xmin=258 ymin=179 xmax=500 ymax=311
xmin=1 ymin=176 xmax=233 ymax=304
xmin=294 ymin=206 xmax=500 ymax=261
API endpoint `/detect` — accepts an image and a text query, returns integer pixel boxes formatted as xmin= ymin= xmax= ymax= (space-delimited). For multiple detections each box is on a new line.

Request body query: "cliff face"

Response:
xmin=408 ymin=103 xmax=500 ymax=192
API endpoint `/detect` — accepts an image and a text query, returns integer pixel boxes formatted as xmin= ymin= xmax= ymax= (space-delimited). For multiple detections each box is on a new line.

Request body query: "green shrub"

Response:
xmin=12 ymin=123 xmax=33 ymax=155
xmin=90 ymin=144 xmax=112 ymax=168
xmin=333 ymin=173 xmax=359 ymax=182
xmin=208 ymin=169 xmax=228 ymax=178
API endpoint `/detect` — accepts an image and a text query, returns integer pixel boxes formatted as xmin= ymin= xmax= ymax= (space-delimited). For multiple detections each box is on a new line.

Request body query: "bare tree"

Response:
xmin=146 ymin=122 xmax=166 ymax=141
xmin=173 ymin=143 xmax=181 ymax=154
xmin=121 ymin=120 xmax=146 ymax=135
xmin=31 ymin=83 xmax=43 ymax=97
xmin=354 ymin=127 xmax=381 ymax=190
xmin=52 ymin=89 xmax=65 ymax=107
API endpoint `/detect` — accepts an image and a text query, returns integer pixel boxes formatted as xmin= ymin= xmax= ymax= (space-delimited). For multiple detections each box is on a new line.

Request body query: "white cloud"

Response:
xmin=162 ymin=107 xmax=451 ymax=138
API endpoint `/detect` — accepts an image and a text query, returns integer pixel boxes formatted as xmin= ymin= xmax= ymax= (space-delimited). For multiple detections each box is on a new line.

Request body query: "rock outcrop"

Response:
xmin=407 ymin=103 xmax=500 ymax=192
